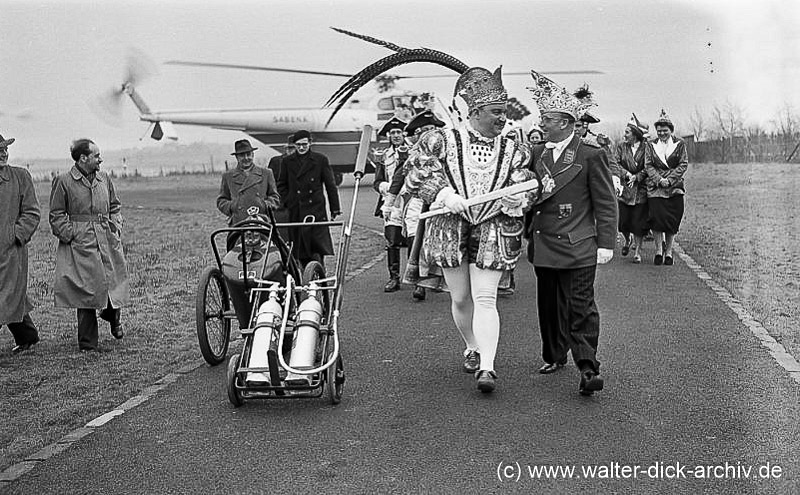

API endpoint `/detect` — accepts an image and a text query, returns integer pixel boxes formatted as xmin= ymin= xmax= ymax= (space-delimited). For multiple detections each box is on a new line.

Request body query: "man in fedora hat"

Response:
xmin=0 ymin=133 xmax=42 ymax=354
xmin=217 ymin=138 xmax=281 ymax=251
xmin=50 ymin=138 xmax=130 ymax=351
xmin=277 ymin=130 xmax=341 ymax=268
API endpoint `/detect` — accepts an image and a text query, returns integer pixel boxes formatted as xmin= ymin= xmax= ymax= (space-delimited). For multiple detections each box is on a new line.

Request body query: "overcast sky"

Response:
xmin=1 ymin=0 xmax=798 ymax=159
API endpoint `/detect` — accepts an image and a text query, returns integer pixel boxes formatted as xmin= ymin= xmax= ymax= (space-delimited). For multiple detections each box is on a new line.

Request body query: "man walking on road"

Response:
xmin=525 ymin=73 xmax=618 ymax=395
xmin=0 ymin=133 xmax=42 ymax=354
xmin=50 ymin=138 xmax=130 ymax=352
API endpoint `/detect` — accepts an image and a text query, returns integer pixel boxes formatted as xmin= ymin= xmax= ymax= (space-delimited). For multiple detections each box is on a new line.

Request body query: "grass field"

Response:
xmin=1 ymin=163 xmax=798 ymax=472
xmin=0 ymin=173 xmax=383 ymax=471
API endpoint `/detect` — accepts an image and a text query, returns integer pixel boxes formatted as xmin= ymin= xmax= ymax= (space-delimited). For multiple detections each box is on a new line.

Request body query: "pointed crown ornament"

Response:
xmin=627 ymin=113 xmax=649 ymax=138
xmin=454 ymin=66 xmax=508 ymax=111
xmin=527 ymin=71 xmax=597 ymax=120
xmin=654 ymin=108 xmax=674 ymax=131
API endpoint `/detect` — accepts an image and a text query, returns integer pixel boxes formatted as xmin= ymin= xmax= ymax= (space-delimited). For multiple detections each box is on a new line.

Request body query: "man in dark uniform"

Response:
xmin=372 ymin=116 xmax=409 ymax=292
xmin=277 ymin=130 xmax=341 ymax=268
xmin=573 ymin=86 xmax=623 ymax=197
xmin=525 ymin=72 xmax=618 ymax=396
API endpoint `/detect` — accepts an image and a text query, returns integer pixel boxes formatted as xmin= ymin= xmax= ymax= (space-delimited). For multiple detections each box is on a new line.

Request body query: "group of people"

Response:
xmin=2 ymin=67 xmax=689 ymax=401
xmin=1 ymin=136 xmax=130 ymax=353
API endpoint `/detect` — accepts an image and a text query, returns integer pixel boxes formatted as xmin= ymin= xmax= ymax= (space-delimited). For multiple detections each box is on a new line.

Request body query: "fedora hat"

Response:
xmin=231 ymin=139 xmax=258 ymax=155
xmin=0 ymin=134 xmax=15 ymax=147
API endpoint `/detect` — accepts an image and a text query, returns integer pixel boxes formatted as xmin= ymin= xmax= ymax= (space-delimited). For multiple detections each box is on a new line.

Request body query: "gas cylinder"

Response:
xmin=285 ymin=286 xmax=323 ymax=385
xmin=246 ymin=290 xmax=283 ymax=384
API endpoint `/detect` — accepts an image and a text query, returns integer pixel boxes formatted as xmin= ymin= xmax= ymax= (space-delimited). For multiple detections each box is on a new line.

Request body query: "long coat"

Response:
xmin=526 ymin=135 xmax=618 ymax=269
xmin=0 ymin=165 xmax=40 ymax=324
xmin=216 ymin=166 xmax=281 ymax=226
xmin=277 ymin=150 xmax=341 ymax=258
xmin=49 ymin=166 xmax=130 ymax=309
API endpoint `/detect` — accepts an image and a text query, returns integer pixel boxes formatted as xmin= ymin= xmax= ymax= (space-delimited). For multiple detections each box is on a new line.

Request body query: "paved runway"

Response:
xmin=3 ymin=184 xmax=799 ymax=494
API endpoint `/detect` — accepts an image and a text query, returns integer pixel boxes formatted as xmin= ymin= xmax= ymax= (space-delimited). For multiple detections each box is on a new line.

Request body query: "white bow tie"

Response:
xmin=545 ymin=142 xmax=558 ymax=149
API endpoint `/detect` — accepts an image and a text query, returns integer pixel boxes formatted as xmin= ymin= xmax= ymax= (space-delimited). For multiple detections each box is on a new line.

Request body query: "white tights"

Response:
xmin=441 ymin=264 xmax=503 ymax=371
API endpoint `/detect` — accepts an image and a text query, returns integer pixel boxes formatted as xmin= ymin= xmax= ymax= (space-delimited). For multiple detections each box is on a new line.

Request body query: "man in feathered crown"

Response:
xmin=399 ymin=66 xmax=537 ymax=393
xmin=524 ymin=71 xmax=618 ymax=396
xmin=372 ymin=116 xmax=410 ymax=293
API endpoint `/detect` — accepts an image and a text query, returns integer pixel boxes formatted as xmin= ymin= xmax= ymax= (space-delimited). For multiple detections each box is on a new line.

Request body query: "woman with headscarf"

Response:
xmin=645 ymin=109 xmax=689 ymax=266
xmin=614 ymin=114 xmax=651 ymax=263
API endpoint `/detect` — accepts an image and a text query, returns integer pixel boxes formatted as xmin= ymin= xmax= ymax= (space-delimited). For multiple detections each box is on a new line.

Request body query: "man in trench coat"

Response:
xmin=0 ymin=133 xmax=41 ymax=354
xmin=277 ymin=130 xmax=341 ymax=267
xmin=50 ymin=138 xmax=130 ymax=351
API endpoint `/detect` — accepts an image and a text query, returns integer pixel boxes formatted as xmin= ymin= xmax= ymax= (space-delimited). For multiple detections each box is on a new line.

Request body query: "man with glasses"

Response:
xmin=526 ymin=73 xmax=618 ymax=396
xmin=277 ymin=130 xmax=341 ymax=268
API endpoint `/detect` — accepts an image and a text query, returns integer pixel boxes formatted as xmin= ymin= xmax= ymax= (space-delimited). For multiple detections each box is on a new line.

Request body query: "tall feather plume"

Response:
xmin=325 ymin=29 xmax=468 ymax=126
xmin=573 ymin=83 xmax=593 ymax=101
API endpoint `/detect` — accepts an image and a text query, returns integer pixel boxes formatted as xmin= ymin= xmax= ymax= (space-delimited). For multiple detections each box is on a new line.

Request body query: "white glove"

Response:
xmin=612 ymin=176 xmax=623 ymax=197
xmin=439 ymin=188 xmax=468 ymax=214
xmin=500 ymin=192 xmax=526 ymax=216
xmin=597 ymin=248 xmax=614 ymax=264
xmin=378 ymin=182 xmax=389 ymax=195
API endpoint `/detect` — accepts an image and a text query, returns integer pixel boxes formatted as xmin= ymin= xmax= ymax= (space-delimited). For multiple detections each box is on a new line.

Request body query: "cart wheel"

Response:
xmin=301 ymin=260 xmax=330 ymax=312
xmin=327 ymin=354 xmax=345 ymax=404
xmin=227 ymin=354 xmax=244 ymax=407
xmin=196 ymin=265 xmax=231 ymax=365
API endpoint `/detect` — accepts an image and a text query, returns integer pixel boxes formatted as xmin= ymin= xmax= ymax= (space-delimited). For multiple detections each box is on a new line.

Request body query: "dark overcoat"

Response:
xmin=525 ymin=135 xmax=618 ymax=269
xmin=216 ymin=166 xmax=280 ymax=226
xmin=0 ymin=165 xmax=40 ymax=324
xmin=277 ymin=150 xmax=341 ymax=258
xmin=49 ymin=166 xmax=130 ymax=308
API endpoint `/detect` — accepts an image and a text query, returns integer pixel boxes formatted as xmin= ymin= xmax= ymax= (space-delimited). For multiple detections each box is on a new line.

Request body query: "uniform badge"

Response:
xmin=563 ymin=149 xmax=575 ymax=165
xmin=558 ymin=203 xmax=573 ymax=219
xmin=542 ymin=174 xmax=556 ymax=194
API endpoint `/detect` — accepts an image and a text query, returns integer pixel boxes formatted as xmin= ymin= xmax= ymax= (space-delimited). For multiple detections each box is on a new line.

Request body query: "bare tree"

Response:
xmin=771 ymin=102 xmax=797 ymax=141
xmin=688 ymin=106 xmax=707 ymax=141
xmin=712 ymin=99 xmax=746 ymax=162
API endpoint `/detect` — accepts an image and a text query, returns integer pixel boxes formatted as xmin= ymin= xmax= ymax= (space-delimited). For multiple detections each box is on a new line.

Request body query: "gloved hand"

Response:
xmin=378 ymin=182 xmax=390 ymax=195
xmin=612 ymin=176 xmax=623 ymax=197
xmin=597 ymin=248 xmax=614 ymax=264
xmin=442 ymin=189 xmax=468 ymax=214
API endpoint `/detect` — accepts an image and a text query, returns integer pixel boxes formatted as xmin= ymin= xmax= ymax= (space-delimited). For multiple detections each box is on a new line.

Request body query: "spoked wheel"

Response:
xmin=196 ymin=265 xmax=231 ymax=365
xmin=227 ymin=354 xmax=243 ymax=407
xmin=301 ymin=260 xmax=330 ymax=312
xmin=327 ymin=354 xmax=345 ymax=404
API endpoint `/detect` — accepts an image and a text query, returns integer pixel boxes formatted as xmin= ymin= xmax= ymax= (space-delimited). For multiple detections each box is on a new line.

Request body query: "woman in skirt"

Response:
xmin=614 ymin=114 xmax=651 ymax=263
xmin=645 ymin=109 xmax=689 ymax=266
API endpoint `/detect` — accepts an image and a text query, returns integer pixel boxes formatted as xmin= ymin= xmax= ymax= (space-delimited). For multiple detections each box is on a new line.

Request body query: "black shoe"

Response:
xmin=664 ymin=256 xmax=673 ymax=266
xmin=111 ymin=322 xmax=124 ymax=339
xmin=475 ymin=370 xmax=497 ymax=393
xmin=579 ymin=369 xmax=604 ymax=396
xmin=654 ymin=254 xmax=663 ymax=265
xmin=412 ymin=286 xmax=426 ymax=301
xmin=463 ymin=350 xmax=480 ymax=373
xmin=12 ymin=337 xmax=39 ymax=354
xmin=538 ymin=361 xmax=566 ymax=374
xmin=384 ymin=277 xmax=400 ymax=292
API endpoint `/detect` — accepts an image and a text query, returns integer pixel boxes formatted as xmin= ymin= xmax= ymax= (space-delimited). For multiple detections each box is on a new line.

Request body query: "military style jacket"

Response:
xmin=526 ymin=135 xmax=618 ymax=269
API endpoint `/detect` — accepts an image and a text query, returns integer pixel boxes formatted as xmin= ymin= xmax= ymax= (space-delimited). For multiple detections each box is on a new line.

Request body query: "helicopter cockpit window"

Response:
xmin=377 ymin=97 xmax=395 ymax=111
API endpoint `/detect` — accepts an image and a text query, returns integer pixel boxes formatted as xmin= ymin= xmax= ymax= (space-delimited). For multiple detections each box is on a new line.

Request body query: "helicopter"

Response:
xmin=98 ymin=31 xmax=602 ymax=184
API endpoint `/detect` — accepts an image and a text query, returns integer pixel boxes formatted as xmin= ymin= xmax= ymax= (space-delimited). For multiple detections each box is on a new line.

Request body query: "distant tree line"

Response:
xmin=683 ymin=101 xmax=800 ymax=163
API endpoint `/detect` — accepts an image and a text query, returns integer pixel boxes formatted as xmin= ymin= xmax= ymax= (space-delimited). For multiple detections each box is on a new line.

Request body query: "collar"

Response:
xmin=465 ymin=121 xmax=497 ymax=145
xmin=0 ymin=163 xmax=10 ymax=181
xmin=545 ymin=132 xmax=575 ymax=150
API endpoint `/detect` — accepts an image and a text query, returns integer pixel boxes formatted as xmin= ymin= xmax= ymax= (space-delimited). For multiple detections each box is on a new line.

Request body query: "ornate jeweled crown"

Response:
xmin=454 ymin=67 xmax=508 ymax=110
xmin=527 ymin=71 xmax=596 ymax=119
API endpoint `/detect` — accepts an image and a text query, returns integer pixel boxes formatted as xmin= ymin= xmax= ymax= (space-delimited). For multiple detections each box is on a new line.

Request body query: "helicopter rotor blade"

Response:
xmin=165 ymin=61 xmax=354 ymax=78
xmin=90 ymin=47 xmax=157 ymax=127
